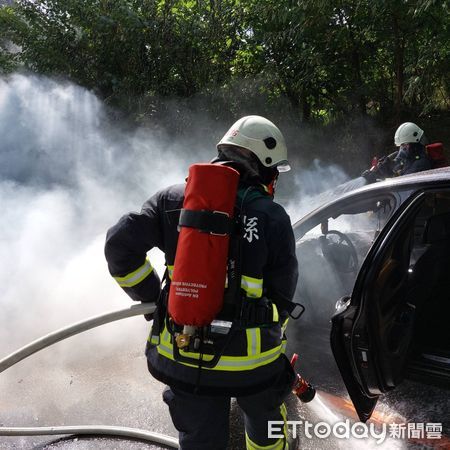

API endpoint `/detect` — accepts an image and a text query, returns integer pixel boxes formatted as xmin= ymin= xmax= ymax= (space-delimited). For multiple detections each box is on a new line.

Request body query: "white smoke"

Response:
xmin=0 ymin=74 xmax=207 ymax=358
xmin=0 ymin=74 xmax=202 ymax=446
xmin=282 ymin=159 xmax=352 ymax=222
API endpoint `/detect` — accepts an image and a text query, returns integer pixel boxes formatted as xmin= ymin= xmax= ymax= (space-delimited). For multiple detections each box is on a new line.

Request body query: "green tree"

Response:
xmin=1 ymin=0 xmax=448 ymax=127
xmin=236 ymin=0 xmax=449 ymax=122
xmin=0 ymin=0 xmax=245 ymax=116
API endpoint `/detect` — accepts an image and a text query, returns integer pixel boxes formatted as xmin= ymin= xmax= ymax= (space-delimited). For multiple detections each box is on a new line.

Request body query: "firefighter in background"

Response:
xmin=105 ymin=116 xmax=299 ymax=450
xmin=391 ymin=122 xmax=432 ymax=175
xmin=362 ymin=122 xmax=435 ymax=182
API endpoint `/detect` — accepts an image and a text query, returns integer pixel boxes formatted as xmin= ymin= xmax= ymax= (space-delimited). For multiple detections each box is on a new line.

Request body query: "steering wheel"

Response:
xmin=319 ymin=230 xmax=358 ymax=275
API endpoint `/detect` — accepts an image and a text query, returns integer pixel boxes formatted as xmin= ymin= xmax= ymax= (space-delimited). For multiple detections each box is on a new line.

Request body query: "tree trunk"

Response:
xmin=347 ymin=17 xmax=367 ymax=116
xmin=300 ymin=89 xmax=311 ymax=122
xmin=392 ymin=15 xmax=404 ymax=119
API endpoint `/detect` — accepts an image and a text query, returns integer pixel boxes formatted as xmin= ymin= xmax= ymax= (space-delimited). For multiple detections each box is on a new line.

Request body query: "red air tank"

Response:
xmin=168 ymin=163 xmax=240 ymax=326
xmin=426 ymin=142 xmax=448 ymax=168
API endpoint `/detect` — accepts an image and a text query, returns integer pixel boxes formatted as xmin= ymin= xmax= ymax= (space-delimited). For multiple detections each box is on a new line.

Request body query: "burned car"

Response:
xmin=288 ymin=167 xmax=450 ymax=425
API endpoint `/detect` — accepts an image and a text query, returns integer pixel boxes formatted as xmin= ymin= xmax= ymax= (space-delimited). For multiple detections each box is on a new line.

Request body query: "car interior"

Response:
xmin=294 ymin=189 xmax=450 ymax=389
xmin=294 ymin=195 xmax=395 ymax=323
xmin=406 ymin=191 xmax=450 ymax=385
xmin=362 ymin=189 xmax=450 ymax=389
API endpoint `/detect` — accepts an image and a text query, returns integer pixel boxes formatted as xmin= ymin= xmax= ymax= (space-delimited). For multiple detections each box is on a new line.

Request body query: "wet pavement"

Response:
xmin=1 ymin=315 xmax=449 ymax=449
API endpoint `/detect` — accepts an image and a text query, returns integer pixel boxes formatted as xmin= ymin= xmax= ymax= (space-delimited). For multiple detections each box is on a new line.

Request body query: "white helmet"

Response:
xmin=217 ymin=115 xmax=290 ymax=172
xmin=394 ymin=122 xmax=424 ymax=146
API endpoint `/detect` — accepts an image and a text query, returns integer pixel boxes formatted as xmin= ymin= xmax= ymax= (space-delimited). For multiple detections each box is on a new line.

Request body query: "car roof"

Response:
xmin=293 ymin=167 xmax=450 ymax=234
xmin=348 ymin=166 xmax=450 ymax=192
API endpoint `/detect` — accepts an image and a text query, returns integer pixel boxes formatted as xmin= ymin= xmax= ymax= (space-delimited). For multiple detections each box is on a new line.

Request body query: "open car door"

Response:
xmin=330 ymin=190 xmax=428 ymax=422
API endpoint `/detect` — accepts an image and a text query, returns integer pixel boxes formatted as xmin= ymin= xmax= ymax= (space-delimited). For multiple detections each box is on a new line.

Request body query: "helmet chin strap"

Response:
xmin=265 ymin=172 xmax=279 ymax=197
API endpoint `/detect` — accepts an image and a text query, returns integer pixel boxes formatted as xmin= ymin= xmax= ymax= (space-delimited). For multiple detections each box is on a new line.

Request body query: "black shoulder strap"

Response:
xmin=270 ymin=294 xmax=305 ymax=319
xmin=219 ymin=211 xmax=244 ymax=319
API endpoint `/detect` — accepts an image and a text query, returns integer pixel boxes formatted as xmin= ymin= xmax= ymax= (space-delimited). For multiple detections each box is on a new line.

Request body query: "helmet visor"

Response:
xmin=276 ymin=161 xmax=291 ymax=172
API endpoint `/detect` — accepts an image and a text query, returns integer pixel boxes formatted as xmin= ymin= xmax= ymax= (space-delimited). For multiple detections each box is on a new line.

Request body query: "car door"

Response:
xmin=330 ymin=189 xmax=429 ymax=422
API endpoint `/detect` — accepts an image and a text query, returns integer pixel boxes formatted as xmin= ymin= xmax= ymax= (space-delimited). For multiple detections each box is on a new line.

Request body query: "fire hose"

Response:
xmin=0 ymin=303 xmax=179 ymax=449
xmin=0 ymin=303 xmax=316 ymax=448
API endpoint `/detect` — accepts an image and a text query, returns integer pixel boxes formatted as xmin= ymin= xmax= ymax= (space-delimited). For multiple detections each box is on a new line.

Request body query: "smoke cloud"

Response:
xmin=282 ymin=159 xmax=352 ymax=221
xmin=0 ymin=74 xmax=202 ymax=357
xmin=0 ymin=73 xmax=209 ymax=446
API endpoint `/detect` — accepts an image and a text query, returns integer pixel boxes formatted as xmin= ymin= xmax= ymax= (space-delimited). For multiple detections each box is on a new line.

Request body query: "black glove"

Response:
xmin=141 ymin=302 xmax=155 ymax=321
xmin=361 ymin=169 xmax=377 ymax=183
xmin=376 ymin=156 xmax=394 ymax=178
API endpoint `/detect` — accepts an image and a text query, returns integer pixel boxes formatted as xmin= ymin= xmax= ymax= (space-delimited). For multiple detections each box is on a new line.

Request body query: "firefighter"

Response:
xmin=362 ymin=122 xmax=432 ymax=182
xmin=392 ymin=122 xmax=432 ymax=175
xmin=104 ymin=115 xmax=299 ymax=450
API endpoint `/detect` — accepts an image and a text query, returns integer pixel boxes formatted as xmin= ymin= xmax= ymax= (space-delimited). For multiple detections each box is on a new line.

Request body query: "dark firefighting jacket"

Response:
xmin=393 ymin=143 xmax=432 ymax=176
xmin=105 ymin=182 xmax=298 ymax=396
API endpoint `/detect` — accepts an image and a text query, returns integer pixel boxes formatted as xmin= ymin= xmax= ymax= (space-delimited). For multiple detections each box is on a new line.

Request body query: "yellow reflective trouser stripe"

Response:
xmin=245 ymin=433 xmax=285 ymax=450
xmin=241 ymin=275 xmax=263 ymax=298
xmin=157 ymin=326 xmax=284 ymax=371
xmin=280 ymin=403 xmax=288 ymax=434
xmin=245 ymin=403 xmax=288 ymax=450
xmin=246 ymin=328 xmax=261 ymax=356
xmin=280 ymin=403 xmax=289 ymax=449
xmin=113 ymin=258 xmax=153 ymax=288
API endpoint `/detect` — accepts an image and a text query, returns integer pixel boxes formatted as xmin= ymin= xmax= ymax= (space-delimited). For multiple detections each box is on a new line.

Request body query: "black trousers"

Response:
xmin=162 ymin=369 xmax=294 ymax=450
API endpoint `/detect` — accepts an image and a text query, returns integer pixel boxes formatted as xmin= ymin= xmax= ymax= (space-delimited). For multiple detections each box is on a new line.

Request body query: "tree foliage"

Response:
xmin=242 ymin=0 xmax=449 ymax=121
xmin=1 ymin=0 xmax=449 ymax=126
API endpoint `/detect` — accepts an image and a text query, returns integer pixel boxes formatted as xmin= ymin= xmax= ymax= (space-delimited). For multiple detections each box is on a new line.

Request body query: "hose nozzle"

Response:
xmin=290 ymin=353 xmax=316 ymax=403
xmin=292 ymin=373 xmax=316 ymax=403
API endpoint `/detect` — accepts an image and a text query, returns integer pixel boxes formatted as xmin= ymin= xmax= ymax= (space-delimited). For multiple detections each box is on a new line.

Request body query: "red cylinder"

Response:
xmin=426 ymin=142 xmax=448 ymax=168
xmin=168 ymin=163 xmax=240 ymax=326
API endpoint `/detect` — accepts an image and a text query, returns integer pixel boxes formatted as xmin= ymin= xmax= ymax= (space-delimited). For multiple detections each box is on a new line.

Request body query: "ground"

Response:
xmin=1 ymin=316 xmax=448 ymax=449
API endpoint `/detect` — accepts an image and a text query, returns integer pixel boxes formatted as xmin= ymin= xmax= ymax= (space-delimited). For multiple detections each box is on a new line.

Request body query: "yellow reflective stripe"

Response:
xmin=245 ymin=433 xmax=285 ymax=450
xmin=157 ymin=341 xmax=282 ymax=370
xmin=280 ymin=403 xmax=288 ymax=449
xmin=272 ymin=304 xmax=279 ymax=322
xmin=113 ymin=258 xmax=153 ymax=288
xmin=280 ymin=403 xmax=288 ymax=422
xmin=148 ymin=334 xmax=160 ymax=345
xmin=281 ymin=317 xmax=289 ymax=333
xmin=167 ymin=265 xmax=174 ymax=280
xmin=241 ymin=275 xmax=263 ymax=298
xmin=246 ymin=328 xmax=261 ymax=356
xmin=245 ymin=404 xmax=288 ymax=449
xmin=161 ymin=325 xmax=171 ymax=342
xmin=157 ymin=327 xmax=283 ymax=371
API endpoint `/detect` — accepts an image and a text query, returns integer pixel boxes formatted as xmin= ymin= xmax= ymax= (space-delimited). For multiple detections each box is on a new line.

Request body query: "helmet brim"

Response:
xmin=276 ymin=162 xmax=291 ymax=172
